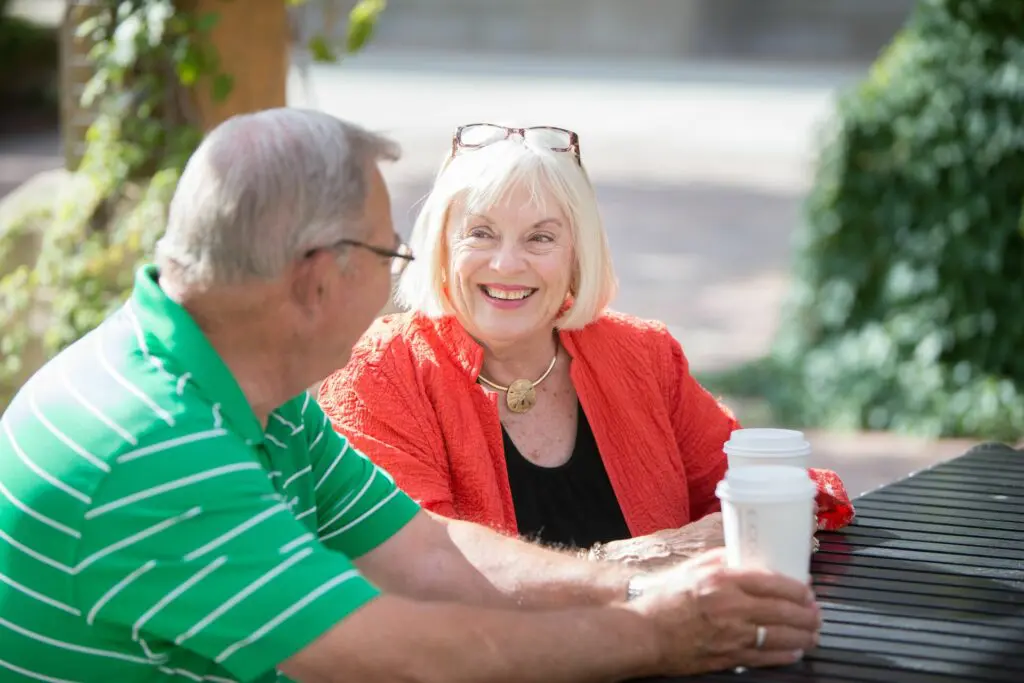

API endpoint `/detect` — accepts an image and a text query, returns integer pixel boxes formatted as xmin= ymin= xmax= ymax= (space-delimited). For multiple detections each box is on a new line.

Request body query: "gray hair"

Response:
xmin=156 ymin=108 xmax=401 ymax=286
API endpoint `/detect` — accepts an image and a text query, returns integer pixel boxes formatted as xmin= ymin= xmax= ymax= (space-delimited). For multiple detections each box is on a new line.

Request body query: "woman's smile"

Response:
xmin=479 ymin=284 xmax=539 ymax=309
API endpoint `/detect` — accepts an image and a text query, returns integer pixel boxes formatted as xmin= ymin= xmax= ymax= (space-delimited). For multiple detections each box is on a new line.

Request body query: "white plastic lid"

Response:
xmin=716 ymin=465 xmax=817 ymax=504
xmin=723 ymin=428 xmax=811 ymax=457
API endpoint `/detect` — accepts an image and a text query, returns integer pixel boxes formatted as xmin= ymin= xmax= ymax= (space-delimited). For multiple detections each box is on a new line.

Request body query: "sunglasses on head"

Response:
xmin=450 ymin=123 xmax=582 ymax=164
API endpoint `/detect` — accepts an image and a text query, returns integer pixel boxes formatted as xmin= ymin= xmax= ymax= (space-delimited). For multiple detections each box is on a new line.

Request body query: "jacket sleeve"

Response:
xmin=659 ymin=329 xmax=737 ymax=521
xmin=317 ymin=340 xmax=458 ymax=518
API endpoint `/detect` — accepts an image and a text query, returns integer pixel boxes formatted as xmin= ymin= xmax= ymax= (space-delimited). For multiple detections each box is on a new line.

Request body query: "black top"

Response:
xmin=502 ymin=402 xmax=631 ymax=550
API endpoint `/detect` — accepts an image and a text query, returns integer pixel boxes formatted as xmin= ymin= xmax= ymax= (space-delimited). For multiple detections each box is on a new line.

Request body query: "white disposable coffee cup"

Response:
xmin=715 ymin=465 xmax=817 ymax=583
xmin=723 ymin=428 xmax=811 ymax=469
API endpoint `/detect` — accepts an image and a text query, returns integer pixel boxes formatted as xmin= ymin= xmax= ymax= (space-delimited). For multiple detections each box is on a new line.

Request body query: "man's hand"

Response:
xmin=629 ymin=548 xmax=821 ymax=675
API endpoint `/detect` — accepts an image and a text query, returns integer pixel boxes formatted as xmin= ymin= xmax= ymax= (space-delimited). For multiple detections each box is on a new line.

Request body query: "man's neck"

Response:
xmin=163 ymin=278 xmax=303 ymax=426
xmin=205 ymin=331 xmax=296 ymax=426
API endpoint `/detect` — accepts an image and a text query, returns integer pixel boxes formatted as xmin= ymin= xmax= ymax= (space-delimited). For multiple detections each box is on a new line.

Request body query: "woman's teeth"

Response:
xmin=482 ymin=286 xmax=535 ymax=300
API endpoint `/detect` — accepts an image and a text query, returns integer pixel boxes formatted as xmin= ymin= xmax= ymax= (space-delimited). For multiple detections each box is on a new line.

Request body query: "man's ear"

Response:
xmin=290 ymin=251 xmax=335 ymax=317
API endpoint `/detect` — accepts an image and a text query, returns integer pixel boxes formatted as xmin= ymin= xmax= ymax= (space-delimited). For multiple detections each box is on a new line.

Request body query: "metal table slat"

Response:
xmin=820 ymin=602 xmax=1024 ymax=643
xmin=861 ymin=490 xmax=1024 ymax=517
xmin=905 ymin=468 xmax=1024 ymax=486
xmin=850 ymin=498 xmax=1022 ymax=525
xmin=849 ymin=507 xmax=1021 ymax=533
xmin=930 ymin=461 xmax=1024 ymax=477
xmin=813 ymin=545 xmax=1023 ymax=572
xmin=658 ymin=444 xmax=1024 ymax=683
xmin=876 ymin=478 xmax=1024 ymax=499
xmin=813 ymin=584 xmax=1020 ymax=618
xmin=848 ymin=515 xmax=1023 ymax=542
xmin=814 ymin=574 xmax=1023 ymax=606
xmin=817 ymin=535 xmax=1024 ymax=561
xmin=811 ymin=560 xmax=1024 ymax=592
xmin=808 ymin=643 xmax=1021 ymax=682
xmin=835 ymin=521 xmax=1024 ymax=550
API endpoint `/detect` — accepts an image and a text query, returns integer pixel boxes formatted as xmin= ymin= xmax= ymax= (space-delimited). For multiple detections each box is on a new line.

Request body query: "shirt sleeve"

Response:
xmin=317 ymin=342 xmax=458 ymax=518
xmin=72 ymin=424 xmax=380 ymax=683
xmin=303 ymin=396 xmax=421 ymax=558
xmin=660 ymin=328 xmax=735 ymax=520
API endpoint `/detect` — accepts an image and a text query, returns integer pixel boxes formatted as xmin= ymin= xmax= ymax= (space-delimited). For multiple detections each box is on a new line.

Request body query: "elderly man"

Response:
xmin=0 ymin=108 xmax=819 ymax=683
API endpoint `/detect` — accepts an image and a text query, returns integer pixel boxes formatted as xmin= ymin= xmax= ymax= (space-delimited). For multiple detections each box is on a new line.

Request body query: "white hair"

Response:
xmin=394 ymin=130 xmax=617 ymax=329
xmin=156 ymin=107 xmax=400 ymax=286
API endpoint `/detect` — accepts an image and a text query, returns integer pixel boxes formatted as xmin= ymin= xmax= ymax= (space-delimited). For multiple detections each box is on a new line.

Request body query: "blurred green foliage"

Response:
xmin=0 ymin=0 xmax=387 ymax=411
xmin=706 ymin=0 xmax=1024 ymax=439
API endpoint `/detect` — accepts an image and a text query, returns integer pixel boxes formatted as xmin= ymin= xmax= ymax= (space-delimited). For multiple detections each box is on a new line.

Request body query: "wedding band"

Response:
xmin=755 ymin=625 xmax=767 ymax=650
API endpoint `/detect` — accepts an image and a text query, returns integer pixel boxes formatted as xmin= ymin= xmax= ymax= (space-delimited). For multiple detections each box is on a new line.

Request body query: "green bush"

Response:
xmin=0 ymin=0 xmax=389 ymax=414
xmin=712 ymin=0 xmax=1024 ymax=440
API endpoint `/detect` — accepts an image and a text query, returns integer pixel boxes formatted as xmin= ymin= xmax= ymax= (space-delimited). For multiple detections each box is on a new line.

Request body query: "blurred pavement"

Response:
xmin=289 ymin=52 xmax=851 ymax=372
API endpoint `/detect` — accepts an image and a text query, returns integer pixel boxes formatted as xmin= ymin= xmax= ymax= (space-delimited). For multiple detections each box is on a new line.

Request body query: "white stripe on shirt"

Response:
xmin=319 ymin=489 xmax=401 ymax=543
xmin=87 ymin=560 xmax=158 ymax=626
xmin=174 ymin=548 xmax=312 ymax=647
xmin=61 ymin=370 xmax=137 ymax=445
xmin=28 ymin=392 xmax=109 ymax=472
xmin=0 ymin=572 xmax=80 ymax=616
xmin=132 ymin=556 xmax=227 ymax=642
xmin=183 ymin=505 xmax=287 ymax=562
xmin=313 ymin=440 xmax=349 ymax=491
xmin=76 ymin=507 xmax=201 ymax=573
xmin=215 ymin=570 xmax=362 ymax=664
xmin=116 ymin=429 xmax=228 ymax=464
xmin=0 ymin=616 xmax=153 ymax=664
xmin=85 ymin=464 xmax=259 ymax=519
xmin=2 ymin=420 xmax=91 ymax=504
xmin=0 ymin=478 xmax=80 ymax=538
xmin=95 ymin=333 xmax=175 ymax=427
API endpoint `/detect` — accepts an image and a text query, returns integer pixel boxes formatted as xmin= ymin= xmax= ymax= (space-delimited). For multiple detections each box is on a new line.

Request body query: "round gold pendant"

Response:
xmin=506 ymin=379 xmax=537 ymax=413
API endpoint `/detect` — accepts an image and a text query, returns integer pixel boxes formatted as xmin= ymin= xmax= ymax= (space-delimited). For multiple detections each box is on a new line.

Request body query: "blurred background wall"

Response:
xmin=369 ymin=0 xmax=915 ymax=64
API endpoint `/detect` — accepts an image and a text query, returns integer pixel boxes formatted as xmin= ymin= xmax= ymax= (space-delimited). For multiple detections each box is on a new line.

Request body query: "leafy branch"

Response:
xmin=0 ymin=0 xmax=387 ymax=409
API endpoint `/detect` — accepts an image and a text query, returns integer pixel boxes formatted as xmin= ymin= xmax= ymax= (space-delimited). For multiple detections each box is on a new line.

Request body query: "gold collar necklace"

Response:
xmin=478 ymin=354 xmax=558 ymax=414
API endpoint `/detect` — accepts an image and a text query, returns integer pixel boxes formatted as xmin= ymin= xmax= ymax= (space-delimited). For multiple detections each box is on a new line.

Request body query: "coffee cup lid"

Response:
xmin=723 ymin=428 xmax=811 ymax=456
xmin=716 ymin=465 xmax=817 ymax=503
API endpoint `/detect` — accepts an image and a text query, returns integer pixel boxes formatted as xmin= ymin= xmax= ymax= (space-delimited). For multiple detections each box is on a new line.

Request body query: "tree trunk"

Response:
xmin=60 ymin=1 xmax=103 ymax=170
xmin=178 ymin=0 xmax=290 ymax=131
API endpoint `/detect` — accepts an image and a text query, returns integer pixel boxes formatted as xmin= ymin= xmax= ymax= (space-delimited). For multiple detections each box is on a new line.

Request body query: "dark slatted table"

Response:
xmin=664 ymin=443 xmax=1024 ymax=683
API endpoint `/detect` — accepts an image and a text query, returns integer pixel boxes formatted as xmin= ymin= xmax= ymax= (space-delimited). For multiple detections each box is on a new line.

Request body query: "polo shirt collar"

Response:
xmin=129 ymin=264 xmax=265 ymax=445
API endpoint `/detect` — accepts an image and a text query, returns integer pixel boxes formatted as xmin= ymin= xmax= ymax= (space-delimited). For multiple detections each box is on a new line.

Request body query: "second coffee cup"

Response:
xmin=723 ymin=428 xmax=811 ymax=469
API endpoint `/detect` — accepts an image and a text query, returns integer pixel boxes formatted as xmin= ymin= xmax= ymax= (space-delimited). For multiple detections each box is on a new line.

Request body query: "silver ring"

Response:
xmin=755 ymin=625 xmax=767 ymax=650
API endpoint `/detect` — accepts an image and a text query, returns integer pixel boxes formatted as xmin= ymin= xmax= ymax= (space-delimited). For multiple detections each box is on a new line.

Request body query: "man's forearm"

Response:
xmin=356 ymin=512 xmax=641 ymax=610
xmin=282 ymin=594 xmax=660 ymax=683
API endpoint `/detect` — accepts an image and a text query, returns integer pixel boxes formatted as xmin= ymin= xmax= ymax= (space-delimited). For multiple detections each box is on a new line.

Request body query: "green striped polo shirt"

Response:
xmin=0 ymin=264 xmax=420 ymax=683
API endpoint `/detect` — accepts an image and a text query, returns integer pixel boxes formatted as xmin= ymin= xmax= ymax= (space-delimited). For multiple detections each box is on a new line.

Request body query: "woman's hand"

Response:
xmin=590 ymin=512 xmax=820 ymax=568
xmin=591 ymin=513 xmax=726 ymax=568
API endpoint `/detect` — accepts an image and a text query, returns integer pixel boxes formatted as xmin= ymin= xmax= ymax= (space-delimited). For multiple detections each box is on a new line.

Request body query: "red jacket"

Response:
xmin=319 ymin=311 xmax=853 ymax=537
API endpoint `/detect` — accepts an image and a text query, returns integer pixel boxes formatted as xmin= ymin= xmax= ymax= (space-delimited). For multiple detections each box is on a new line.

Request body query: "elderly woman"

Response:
xmin=318 ymin=124 xmax=851 ymax=566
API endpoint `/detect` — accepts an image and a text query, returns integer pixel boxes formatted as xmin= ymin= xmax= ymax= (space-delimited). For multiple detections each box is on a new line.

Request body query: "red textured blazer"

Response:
xmin=319 ymin=310 xmax=743 ymax=537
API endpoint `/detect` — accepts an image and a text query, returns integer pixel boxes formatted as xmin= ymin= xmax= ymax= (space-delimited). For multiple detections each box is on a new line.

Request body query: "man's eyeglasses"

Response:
xmin=450 ymin=123 xmax=582 ymax=164
xmin=311 ymin=235 xmax=415 ymax=277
